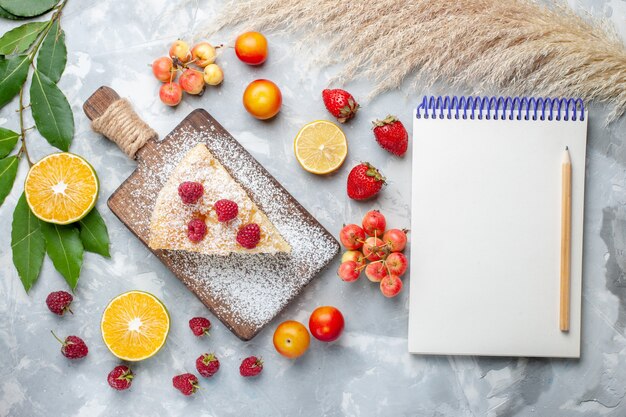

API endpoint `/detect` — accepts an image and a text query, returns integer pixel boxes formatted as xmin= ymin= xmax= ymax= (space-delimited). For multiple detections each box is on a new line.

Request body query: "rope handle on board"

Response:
xmin=83 ymin=86 xmax=158 ymax=159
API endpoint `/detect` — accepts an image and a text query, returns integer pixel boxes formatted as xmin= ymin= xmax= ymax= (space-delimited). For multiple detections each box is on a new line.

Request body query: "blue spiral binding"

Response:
xmin=416 ymin=96 xmax=585 ymax=121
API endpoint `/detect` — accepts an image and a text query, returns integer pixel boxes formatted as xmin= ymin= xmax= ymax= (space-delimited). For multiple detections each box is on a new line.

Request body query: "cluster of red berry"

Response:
xmin=46 ymin=291 xmax=89 ymax=357
xmin=337 ymin=210 xmax=408 ymax=297
xmin=46 ymin=292 xmax=131 ymax=389
xmin=178 ymin=181 xmax=261 ymax=248
xmin=321 ymin=88 xmax=409 ymax=200
xmin=48 ymin=292 xmax=137 ymax=390
xmin=152 ymin=40 xmax=224 ymax=106
xmin=173 ymin=317 xmax=263 ymax=396
xmin=45 ymin=292 xmax=263 ymax=393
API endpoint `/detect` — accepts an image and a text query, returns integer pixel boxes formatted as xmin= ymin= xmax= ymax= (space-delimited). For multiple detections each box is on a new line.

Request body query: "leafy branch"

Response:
xmin=0 ymin=0 xmax=110 ymax=292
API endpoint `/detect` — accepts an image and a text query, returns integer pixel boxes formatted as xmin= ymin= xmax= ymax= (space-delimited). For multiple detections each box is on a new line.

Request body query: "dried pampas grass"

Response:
xmin=206 ymin=0 xmax=626 ymax=121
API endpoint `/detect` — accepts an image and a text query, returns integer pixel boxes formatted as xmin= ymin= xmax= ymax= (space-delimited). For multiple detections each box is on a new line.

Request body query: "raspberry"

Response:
xmin=196 ymin=353 xmax=220 ymax=377
xmin=178 ymin=181 xmax=204 ymax=204
xmin=236 ymin=223 xmax=261 ymax=249
xmin=107 ymin=365 xmax=134 ymax=390
xmin=214 ymin=199 xmax=239 ymax=222
xmin=189 ymin=317 xmax=211 ymax=336
xmin=51 ymin=331 xmax=88 ymax=359
xmin=187 ymin=219 xmax=207 ymax=243
xmin=239 ymin=356 xmax=263 ymax=377
xmin=172 ymin=373 xmax=199 ymax=396
xmin=45 ymin=291 xmax=73 ymax=315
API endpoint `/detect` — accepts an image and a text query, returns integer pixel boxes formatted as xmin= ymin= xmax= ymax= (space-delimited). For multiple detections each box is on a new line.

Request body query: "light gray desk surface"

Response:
xmin=1 ymin=1 xmax=625 ymax=415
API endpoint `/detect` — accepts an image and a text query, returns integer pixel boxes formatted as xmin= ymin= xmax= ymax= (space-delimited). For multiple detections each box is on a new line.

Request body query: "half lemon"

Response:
xmin=294 ymin=120 xmax=347 ymax=175
xmin=101 ymin=291 xmax=170 ymax=361
xmin=24 ymin=152 xmax=98 ymax=224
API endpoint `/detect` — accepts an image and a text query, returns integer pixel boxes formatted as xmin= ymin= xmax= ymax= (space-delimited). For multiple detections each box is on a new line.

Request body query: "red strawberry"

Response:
xmin=189 ymin=317 xmax=211 ymax=336
xmin=178 ymin=181 xmax=204 ymax=204
xmin=346 ymin=162 xmax=386 ymax=200
xmin=322 ymin=89 xmax=359 ymax=123
xmin=46 ymin=291 xmax=73 ymax=315
xmin=214 ymin=199 xmax=239 ymax=222
xmin=196 ymin=353 xmax=220 ymax=377
xmin=236 ymin=223 xmax=261 ymax=249
xmin=107 ymin=365 xmax=134 ymax=390
xmin=239 ymin=356 xmax=263 ymax=377
xmin=372 ymin=115 xmax=408 ymax=156
xmin=172 ymin=373 xmax=199 ymax=396
xmin=51 ymin=331 xmax=88 ymax=359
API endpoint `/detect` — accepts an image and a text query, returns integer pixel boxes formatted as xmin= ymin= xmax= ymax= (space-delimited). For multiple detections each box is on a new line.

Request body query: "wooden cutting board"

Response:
xmin=84 ymin=87 xmax=340 ymax=341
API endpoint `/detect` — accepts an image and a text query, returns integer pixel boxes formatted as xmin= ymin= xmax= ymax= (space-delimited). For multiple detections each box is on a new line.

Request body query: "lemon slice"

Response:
xmin=24 ymin=153 xmax=99 ymax=224
xmin=101 ymin=291 xmax=170 ymax=361
xmin=294 ymin=120 xmax=348 ymax=175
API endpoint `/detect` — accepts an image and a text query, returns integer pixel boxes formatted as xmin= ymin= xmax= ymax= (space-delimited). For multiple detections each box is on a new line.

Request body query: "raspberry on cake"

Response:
xmin=214 ymin=199 xmax=239 ymax=222
xmin=187 ymin=218 xmax=207 ymax=243
xmin=178 ymin=181 xmax=204 ymax=204
xmin=148 ymin=143 xmax=291 ymax=256
xmin=237 ymin=223 xmax=261 ymax=249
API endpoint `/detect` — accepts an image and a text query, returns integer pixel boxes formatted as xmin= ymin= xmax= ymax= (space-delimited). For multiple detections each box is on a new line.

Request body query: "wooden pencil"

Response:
xmin=560 ymin=147 xmax=572 ymax=332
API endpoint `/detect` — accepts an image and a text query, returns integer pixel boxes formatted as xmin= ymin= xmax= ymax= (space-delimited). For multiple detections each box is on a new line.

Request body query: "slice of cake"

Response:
xmin=149 ymin=143 xmax=291 ymax=255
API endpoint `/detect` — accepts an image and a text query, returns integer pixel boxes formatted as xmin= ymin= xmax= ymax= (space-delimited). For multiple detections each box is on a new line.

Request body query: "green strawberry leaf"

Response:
xmin=30 ymin=69 xmax=74 ymax=151
xmin=0 ymin=0 xmax=58 ymax=18
xmin=79 ymin=208 xmax=110 ymax=258
xmin=11 ymin=193 xmax=46 ymax=292
xmin=0 ymin=21 xmax=47 ymax=55
xmin=41 ymin=222 xmax=83 ymax=289
xmin=0 ymin=55 xmax=29 ymax=109
xmin=0 ymin=127 xmax=19 ymax=158
xmin=0 ymin=155 xmax=18 ymax=206
xmin=36 ymin=20 xmax=66 ymax=83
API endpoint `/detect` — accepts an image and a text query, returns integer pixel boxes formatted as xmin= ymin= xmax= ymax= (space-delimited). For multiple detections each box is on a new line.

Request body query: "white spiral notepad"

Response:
xmin=408 ymin=96 xmax=587 ymax=357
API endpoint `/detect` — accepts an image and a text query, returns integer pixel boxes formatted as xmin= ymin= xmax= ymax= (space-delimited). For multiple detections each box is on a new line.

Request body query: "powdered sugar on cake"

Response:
xmin=149 ymin=143 xmax=290 ymax=255
xmin=133 ymin=121 xmax=339 ymax=333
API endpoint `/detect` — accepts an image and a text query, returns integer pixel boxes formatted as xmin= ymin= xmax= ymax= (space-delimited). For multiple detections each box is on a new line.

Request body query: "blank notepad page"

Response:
xmin=408 ymin=97 xmax=587 ymax=357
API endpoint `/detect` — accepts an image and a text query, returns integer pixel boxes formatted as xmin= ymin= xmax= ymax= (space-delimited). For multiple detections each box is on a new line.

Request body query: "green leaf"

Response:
xmin=0 ymin=155 xmax=18 ymax=206
xmin=0 ymin=55 xmax=29 ymax=109
xmin=0 ymin=21 xmax=47 ymax=55
xmin=30 ymin=70 xmax=74 ymax=151
xmin=41 ymin=222 xmax=83 ymax=289
xmin=0 ymin=0 xmax=58 ymax=18
xmin=0 ymin=127 xmax=19 ymax=158
xmin=79 ymin=208 xmax=110 ymax=257
xmin=0 ymin=5 xmax=27 ymax=20
xmin=11 ymin=193 xmax=45 ymax=292
xmin=36 ymin=20 xmax=65 ymax=83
